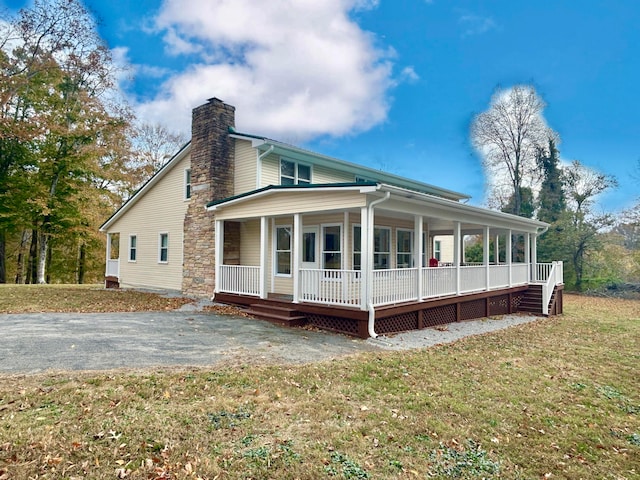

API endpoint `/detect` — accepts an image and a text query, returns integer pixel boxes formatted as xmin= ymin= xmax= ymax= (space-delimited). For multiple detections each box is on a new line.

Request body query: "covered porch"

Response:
xmin=208 ymin=183 xmax=564 ymax=338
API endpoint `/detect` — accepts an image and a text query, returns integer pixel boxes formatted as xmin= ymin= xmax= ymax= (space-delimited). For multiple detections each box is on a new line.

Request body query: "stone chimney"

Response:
xmin=182 ymin=98 xmax=235 ymax=297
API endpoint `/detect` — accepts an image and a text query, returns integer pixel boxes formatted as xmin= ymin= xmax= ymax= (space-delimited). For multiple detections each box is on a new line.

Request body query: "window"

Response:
xmin=128 ymin=235 xmax=137 ymax=262
xmin=280 ymin=159 xmax=311 ymax=185
xmin=374 ymin=227 xmax=390 ymax=269
xmin=434 ymin=240 xmax=442 ymax=261
xmin=185 ymin=168 xmax=191 ymax=199
xmin=353 ymin=225 xmax=361 ymax=270
xmin=322 ymin=225 xmax=342 ymax=269
xmin=275 ymin=226 xmax=291 ymax=275
xmin=397 ymin=229 xmax=413 ymax=268
xmin=159 ymin=233 xmax=169 ymax=263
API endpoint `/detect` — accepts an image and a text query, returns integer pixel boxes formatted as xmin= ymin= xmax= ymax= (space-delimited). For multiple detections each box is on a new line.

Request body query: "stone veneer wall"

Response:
xmin=182 ymin=98 xmax=236 ymax=297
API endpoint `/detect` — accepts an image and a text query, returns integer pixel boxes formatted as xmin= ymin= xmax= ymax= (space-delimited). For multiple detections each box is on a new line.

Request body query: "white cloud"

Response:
xmin=133 ymin=0 xmax=397 ymax=141
xmin=459 ymin=14 xmax=497 ymax=38
xmin=399 ymin=66 xmax=419 ymax=83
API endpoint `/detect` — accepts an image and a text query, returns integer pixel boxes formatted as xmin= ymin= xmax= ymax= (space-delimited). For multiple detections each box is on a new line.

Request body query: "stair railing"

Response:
xmin=541 ymin=261 xmax=558 ymax=315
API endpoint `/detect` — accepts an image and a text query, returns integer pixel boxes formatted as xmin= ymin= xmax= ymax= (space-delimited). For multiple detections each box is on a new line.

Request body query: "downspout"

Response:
xmin=366 ymin=190 xmax=391 ymax=338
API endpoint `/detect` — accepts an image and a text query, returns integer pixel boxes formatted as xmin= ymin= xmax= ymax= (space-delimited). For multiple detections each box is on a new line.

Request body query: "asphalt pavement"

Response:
xmin=0 ymin=310 xmax=377 ymax=374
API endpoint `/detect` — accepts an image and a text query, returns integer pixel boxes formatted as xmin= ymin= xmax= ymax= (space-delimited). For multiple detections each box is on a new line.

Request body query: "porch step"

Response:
xmin=243 ymin=304 xmax=307 ymax=327
xmin=518 ymin=285 xmax=543 ymax=314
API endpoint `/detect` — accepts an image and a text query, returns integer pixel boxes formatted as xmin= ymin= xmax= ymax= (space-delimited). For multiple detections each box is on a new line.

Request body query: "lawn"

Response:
xmin=0 ymin=284 xmax=193 ymax=313
xmin=0 ymin=291 xmax=638 ymax=479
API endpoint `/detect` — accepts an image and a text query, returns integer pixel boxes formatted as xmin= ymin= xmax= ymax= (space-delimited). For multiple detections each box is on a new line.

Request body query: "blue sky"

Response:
xmin=3 ymin=0 xmax=639 ymax=212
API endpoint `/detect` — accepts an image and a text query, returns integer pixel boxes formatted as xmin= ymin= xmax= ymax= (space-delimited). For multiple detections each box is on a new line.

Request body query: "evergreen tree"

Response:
xmin=537 ymin=137 xmax=566 ymax=223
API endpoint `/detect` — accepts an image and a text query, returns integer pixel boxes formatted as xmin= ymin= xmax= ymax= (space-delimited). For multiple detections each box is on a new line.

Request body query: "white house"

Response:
xmin=100 ymin=98 xmax=563 ymax=338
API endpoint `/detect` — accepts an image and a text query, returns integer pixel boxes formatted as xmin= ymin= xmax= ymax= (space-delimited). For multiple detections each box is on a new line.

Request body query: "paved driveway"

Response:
xmin=0 ymin=311 xmax=377 ymax=374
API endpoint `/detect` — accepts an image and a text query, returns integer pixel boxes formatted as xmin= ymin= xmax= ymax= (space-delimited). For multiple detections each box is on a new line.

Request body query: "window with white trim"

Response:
xmin=280 ymin=159 xmax=311 ymax=185
xmin=353 ymin=225 xmax=361 ymax=270
xmin=159 ymin=233 xmax=169 ymax=263
xmin=275 ymin=226 xmax=291 ymax=275
xmin=128 ymin=235 xmax=137 ymax=262
xmin=322 ymin=225 xmax=342 ymax=269
xmin=184 ymin=168 xmax=191 ymax=199
xmin=396 ymin=229 xmax=413 ymax=268
xmin=374 ymin=227 xmax=390 ymax=269
xmin=434 ymin=240 xmax=442 ymax=261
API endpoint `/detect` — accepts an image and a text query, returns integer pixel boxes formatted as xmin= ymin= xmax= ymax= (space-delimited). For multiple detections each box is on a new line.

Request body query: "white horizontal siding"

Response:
xmin=107 ymin=154 xmax=190 ymax=291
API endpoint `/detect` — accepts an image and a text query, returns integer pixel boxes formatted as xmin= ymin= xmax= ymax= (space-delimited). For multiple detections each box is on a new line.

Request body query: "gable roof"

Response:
xmin=99 ymin=142 xmax=191 ymax=232
xmin=229 ymin=130 xmax=470 ymax=202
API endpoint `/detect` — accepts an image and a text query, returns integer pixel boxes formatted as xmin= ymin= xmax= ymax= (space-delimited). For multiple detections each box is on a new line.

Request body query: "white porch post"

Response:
xmin=507 ymin=229 xmax=512 ymax=287
xmin=105 ymin=233 xmax=112 ymax=275
xmin=454 ymin=221 xmax=461 ymax=295
xmin=214 ymin=219 xmax=223 ymax=294
xmin=532 ymin=235 xmax=538 ymax=281
xmin=259 ymin=216 xmax=267 ymax=299
xmin=415 ymin=215 xmax=423 ymax=300
xmin=292 ymin=213 xmax=301 ymax=304
xmin=495 ymin=234 xmax=500 ymax=265
xmin=484 ymin=226 xmax=490 ymax=290
xmin=524 ymin=233 xmax=531 ymax=283
xmin=360 ymin=206 xmax=370 ymax=311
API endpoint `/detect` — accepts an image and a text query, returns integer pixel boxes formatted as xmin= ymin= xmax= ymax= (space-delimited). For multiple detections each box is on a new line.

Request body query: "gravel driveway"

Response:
xmin=0 ymin=306 xmax=542 ymax=374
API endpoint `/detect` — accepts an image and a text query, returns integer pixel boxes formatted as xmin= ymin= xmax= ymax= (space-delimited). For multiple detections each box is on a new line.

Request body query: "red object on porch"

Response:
xmin=429 ymin=258 xmax=439 ymax=267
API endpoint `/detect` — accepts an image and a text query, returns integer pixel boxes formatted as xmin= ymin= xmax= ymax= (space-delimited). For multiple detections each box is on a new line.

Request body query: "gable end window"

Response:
xmin=129 ymin=235 xmax=137 ymax=262
xmin=159 ymin=233 xmax=169 ymax=263
xmin=185 ymin=168 xmax=192 ymax=199
xmin=280 ymin=159 xmax=311 ymax=185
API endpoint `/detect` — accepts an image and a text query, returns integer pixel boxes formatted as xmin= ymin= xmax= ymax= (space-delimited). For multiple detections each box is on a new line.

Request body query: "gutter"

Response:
xmin=366 ymin=190 xmax=391 ymax=338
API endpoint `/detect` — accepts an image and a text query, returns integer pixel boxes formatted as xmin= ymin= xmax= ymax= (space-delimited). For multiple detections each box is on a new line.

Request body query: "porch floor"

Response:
xmin=215 ymin=284 xmax=563 ymax=338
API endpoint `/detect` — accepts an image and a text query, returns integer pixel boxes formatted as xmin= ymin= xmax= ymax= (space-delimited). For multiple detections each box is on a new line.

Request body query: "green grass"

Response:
xmin=0 ymin=293 xmax=638 ymax=478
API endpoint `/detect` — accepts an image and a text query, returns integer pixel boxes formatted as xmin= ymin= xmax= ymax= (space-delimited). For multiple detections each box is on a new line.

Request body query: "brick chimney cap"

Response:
xmin=208 ymin=97 xmax=224 ymax=104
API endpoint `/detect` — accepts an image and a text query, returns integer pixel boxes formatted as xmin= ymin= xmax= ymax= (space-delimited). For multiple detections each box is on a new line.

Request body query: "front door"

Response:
xmin=301 ymin=226 xmax=319 ymax=298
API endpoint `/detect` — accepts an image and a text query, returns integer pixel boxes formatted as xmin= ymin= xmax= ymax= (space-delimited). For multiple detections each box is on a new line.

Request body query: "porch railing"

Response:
xmin=372 ymin=268 xmax=418 ymax=305
xmin=299 ymin=269 xmax=361 ymax=306
xmin=219 ymin=265 xmax=261 ymax=296
xmin=215 ymin=262 xmax=564 ymax=309
xmin=106 ymin=259 xmax=119 ymax=277
xmin=542 ymin=261 xmax=564 ymax=315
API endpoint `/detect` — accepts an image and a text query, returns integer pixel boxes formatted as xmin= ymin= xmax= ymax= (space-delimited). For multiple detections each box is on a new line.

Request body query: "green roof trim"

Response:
xmin=206 ymin=182 xmax=377 ymax=208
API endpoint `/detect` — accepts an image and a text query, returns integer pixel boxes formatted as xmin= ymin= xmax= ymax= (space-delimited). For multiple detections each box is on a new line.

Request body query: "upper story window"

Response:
xmin=185 ymin=168 xmax=192 ymax=199
xmin=280 ymin=159 xmax=311 ymax=185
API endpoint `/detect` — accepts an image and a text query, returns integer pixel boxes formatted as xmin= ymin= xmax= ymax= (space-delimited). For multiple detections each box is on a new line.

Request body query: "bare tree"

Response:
xmin=560 ymin=160 xmax=618 ymax=290
xmin=471 ymin=85 xmax=553 ymax=216
xmin=128 ymin=122 xmax=188 ymax=190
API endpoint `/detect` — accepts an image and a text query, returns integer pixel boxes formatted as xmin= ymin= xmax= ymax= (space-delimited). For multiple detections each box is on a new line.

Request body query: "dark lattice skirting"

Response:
xmin=460 ymin=299 xmax=486 ymax=320
xmin=376 ymin=312 xmax=419 ymax=334
xmin=306 ymin=313 xmax=360 ymax=335
xmin=488 ymin=295 xmax=510 ymax=316
xmin=422 ymin=304 xmax=457 ymax=327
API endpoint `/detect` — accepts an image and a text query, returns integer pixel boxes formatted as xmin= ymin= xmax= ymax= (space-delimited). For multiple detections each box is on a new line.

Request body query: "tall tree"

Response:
xmin=471 ymin=85 xmax=553 ymax=216
xmin=0 ymin=0 xmax=132 ymax=284
xmin=536 ymin=136 xmax=566 ymax=223
xmin=559 ymin=160 xmax=618 ymax=291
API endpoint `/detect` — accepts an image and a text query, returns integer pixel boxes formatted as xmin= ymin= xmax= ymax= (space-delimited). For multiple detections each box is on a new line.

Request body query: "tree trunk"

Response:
xmin=0 ymin=230 xmax=5 ymax=283
xmin=76 ymin=240 xmax=86 ymax=284
xmin=27 ymin=229 xmax=38 ymax=284
xmin=46 ymin=239 xmax=52 ymax=284
xmin=14 ymin=230 xmax=29 ymax=284
xmin=37 ymin=231 xmax=48 ymax=284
